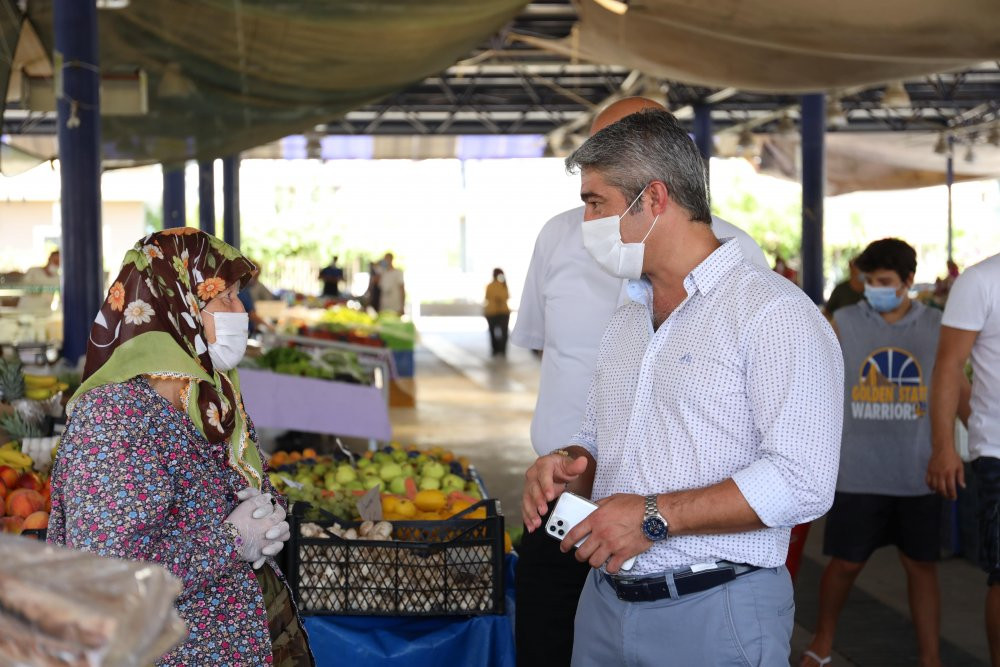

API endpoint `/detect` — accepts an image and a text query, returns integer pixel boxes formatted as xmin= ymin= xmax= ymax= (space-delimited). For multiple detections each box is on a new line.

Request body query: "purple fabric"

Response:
xmin=239 ymin=368 xmax=391 ymax=441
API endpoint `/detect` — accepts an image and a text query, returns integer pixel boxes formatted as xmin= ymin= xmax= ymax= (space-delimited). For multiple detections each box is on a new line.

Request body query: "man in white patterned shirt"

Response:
xmin=521 ymin=109 xmax=844 ymax=665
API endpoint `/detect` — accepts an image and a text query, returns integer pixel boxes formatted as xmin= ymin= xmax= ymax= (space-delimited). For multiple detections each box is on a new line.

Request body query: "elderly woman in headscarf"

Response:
xmin=47 ymin=229 xmax=314 ymax=666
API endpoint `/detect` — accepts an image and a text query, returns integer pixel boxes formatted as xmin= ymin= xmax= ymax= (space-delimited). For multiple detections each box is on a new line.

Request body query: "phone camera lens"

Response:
xmin=557 ymin=520 xmax=564 ymax=526
xmin=548 ymin=525 xmax=556 ymax=532
xmin=557 ymin=529 xmax=565 ymax=536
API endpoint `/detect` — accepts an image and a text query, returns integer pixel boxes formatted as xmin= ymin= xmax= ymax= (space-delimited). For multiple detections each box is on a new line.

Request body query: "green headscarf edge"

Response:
xmin=67 ymin=330 xmax=264 ymax=488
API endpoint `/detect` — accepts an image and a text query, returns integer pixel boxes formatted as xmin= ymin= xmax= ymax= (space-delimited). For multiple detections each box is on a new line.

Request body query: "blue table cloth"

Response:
xmin=304 ymin=556 xmax=517 ymax=667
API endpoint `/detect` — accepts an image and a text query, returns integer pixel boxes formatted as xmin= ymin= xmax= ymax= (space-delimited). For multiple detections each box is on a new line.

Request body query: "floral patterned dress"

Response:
xmin=48 ymin=377 xmax=306 ymax=666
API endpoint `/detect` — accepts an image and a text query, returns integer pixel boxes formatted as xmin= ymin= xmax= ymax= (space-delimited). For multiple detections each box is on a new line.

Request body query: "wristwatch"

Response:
xmin=641 ymin=494 xmax=669 ymax=542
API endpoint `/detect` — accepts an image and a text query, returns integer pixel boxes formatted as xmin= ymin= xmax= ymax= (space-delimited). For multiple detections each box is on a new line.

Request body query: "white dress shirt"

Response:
xmin=512 ymin=206 xmax=769 ymax=456
xmin=942 ymin=252 xmax=1000 ymax=459
xmin=570 ymin=240 xmax=844 ymax=573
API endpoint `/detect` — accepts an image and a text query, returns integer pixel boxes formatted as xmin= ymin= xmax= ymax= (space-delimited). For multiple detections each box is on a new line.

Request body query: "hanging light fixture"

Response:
xmin=881 ymin=81 xmax=911 ymax=108
xmin=157 ymin=63 xmax=196 ymax=99
xmin=965 ymin=143 xmax=976 ymax=163
xmin=826 ymin=99 xmax=848 ymax=128
xmin=933 ymin=131 xmax=950 ymax=155
xmin=737 ymin=126 xmax=754 ymax=151
xmin=988 ymin=125 xmax=1000 ymax=147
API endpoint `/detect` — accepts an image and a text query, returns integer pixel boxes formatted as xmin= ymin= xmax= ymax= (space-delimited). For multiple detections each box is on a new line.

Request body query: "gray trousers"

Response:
xmin=571 ymin=566 xmax=794 ymax=666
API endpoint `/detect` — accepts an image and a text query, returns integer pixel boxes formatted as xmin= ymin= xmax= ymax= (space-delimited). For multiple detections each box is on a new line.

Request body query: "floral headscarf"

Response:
xmin=68 ymin=228 xmax=264 ymax=487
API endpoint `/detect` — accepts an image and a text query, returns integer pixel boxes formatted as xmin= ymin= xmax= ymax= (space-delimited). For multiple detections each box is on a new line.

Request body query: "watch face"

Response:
xmin=642 ymin=516 xmax=668 ymax=542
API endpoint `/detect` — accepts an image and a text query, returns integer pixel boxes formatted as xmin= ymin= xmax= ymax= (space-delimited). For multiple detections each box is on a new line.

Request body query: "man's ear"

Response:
xmin=646 ymin=180 xmax=670 ymax=217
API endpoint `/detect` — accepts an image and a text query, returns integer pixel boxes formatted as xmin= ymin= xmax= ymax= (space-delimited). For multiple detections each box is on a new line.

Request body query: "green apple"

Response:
xmin=391 ymin=450 xmax=408 ymax=464
xmin=466 ymin=487 xmax=482 ymax=500
xmin=373 ymin=452 xmax=392 ymax=465
xmin=345 ymin=480 xmax=364 ymax=492
xmin=378 ymin=463 xmax=403 ymax=482
xmin=356 ymin=458 xmax=372 ymax=469
xmin=389 ymin=476 xmax=409 ymax=495
xmin=335 ymin=465 xmax=358 ymax=485
xmin=363 ymin=477 xmax=385 ymax=492
xmin=441 ymin=474 xmax=465 ymax=492
xmin=418 ymin=476 xmax=441 ymax=491
xmin=359 ymin=466 xmax=380 ymax=479
xmin=421 ymin=461 xmax=446 ymax=480
xmin=400 ymin=463 xmax=416 ymax=477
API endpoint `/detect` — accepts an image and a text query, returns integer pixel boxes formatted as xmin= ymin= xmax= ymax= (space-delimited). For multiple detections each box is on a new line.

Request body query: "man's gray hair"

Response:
xmin=565 ymin=110 xmax=712 ymax=223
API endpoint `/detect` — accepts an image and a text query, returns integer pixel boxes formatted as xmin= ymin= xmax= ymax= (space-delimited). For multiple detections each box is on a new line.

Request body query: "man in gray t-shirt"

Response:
xmin=801 ymin=239 xmax=965 ymax=667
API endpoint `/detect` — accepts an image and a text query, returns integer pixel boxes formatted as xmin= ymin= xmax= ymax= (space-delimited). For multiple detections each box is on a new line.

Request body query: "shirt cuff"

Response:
xmin=566 ymin=437 xmax=598 ymax=460
xmin=510 ymin=329 xmax=543 ymax=350
xmin=731 ymin=459 xmax=828 ymax=528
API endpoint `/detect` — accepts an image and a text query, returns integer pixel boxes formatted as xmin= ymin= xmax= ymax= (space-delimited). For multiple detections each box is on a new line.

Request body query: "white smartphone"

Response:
xmin=545 ymin=492 xmax=635 ymax=571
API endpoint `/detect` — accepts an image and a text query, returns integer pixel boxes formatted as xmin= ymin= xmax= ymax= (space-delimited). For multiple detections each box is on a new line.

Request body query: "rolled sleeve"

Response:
xmin=510 ymin=234 xmax=546 ymax=350
xmin=737 ymin=298 xmax=844 ymax=527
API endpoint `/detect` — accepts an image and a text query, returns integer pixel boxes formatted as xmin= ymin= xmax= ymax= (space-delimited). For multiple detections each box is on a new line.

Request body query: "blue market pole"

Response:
xmin=693 ymin=103 xmax=713 ymax=174
xmin=800 ymin=93 xmax=826 ymax=304
xmin=55 ymin=0 xmax=103 ymax=366
xmin=163 ymin=163 xmax=186 ymax=228
xmin=222 ymin=155 xmax=240 ymax=248
xmin=198 ymin=159 xmax=216 ymax=235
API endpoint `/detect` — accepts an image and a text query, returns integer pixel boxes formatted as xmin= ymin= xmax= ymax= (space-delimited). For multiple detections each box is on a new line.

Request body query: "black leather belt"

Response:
xmin=602 ymin=562 xmax=761 ymax=602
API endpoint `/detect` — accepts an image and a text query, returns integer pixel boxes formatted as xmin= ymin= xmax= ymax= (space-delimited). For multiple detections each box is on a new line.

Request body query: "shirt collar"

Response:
xmin=626 ymin=238 xmax=743 ymax=305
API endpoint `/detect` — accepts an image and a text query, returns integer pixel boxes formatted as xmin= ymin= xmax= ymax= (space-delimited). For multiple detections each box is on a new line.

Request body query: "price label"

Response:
xmin=356 ymin=486 xmax=383 ymax=522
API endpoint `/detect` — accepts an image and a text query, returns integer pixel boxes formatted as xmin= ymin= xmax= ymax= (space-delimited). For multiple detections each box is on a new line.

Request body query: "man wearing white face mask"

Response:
xmin=512 ymin=97 xmax=768 ymax=667
xmin=520 ymin=109 xmax=843 ymax=665
xmin=801 ymin=238 xmax=969 ymax=667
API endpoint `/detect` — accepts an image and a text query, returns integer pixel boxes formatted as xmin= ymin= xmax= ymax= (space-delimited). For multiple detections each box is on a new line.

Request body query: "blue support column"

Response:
xmin=693 ymin=103 xmax=713 ymax=174
xmin=198 ymin=159 xmax=216 ymax=235
xmin=163 ymin=163 xmax=186 ymax=229
xmin=55 ymin=0 xmax=103 ymax=365
xmin=800 ymin=94 xmax=826 ymax=304
xmin=222 ymin=155 xmax=240 ymax=248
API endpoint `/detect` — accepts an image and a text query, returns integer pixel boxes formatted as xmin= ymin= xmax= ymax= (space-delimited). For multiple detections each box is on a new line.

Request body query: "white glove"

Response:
xmin=232 ymin=487 xmax=291 ymax=567
xmin=225 ymin=493 xmax=287 ymax=568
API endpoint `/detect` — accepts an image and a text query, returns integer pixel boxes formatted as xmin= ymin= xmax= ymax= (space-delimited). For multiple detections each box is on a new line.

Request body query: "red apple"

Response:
xmin=15 ymin=472 xmax=41 ymax=492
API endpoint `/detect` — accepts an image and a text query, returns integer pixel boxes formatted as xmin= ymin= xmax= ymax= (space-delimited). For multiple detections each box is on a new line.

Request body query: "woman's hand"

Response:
xmin=225 ymin=492 xmax=289 ymax=568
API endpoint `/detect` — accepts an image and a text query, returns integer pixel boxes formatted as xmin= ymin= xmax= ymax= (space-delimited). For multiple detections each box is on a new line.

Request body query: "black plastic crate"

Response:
xmin=282 ymin=499 xmax=505 ymax=616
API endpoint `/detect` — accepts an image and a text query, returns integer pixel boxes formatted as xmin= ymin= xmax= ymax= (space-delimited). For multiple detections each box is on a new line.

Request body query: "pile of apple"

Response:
xmin=268 ymin=443 xmax=484 ymax=522
xmin=0 ymin=465 xmax=50 ymax=536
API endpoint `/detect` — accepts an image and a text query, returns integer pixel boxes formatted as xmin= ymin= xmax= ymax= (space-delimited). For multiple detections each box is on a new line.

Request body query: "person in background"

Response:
xmin=774 ymin=254 xmax=799 ymax=284
xmin=18 ymin=249 xmax=61 ymax=313
xmin=484 ymin=268 xmax=511 ymax=357
xmin=378 ymin=252 xmax=405 ymax=315
xmin=823 ymin=257 xmax=865 ymax=318
xmin=802 ymin=238 xmax=965 ymax=667
xmin=511 ymin=96 xmax=771 ymax=667
xmin=318 ymin=255 xmax=344 ymax=298
xmin=48 ymin=229 xmax=312 ymax=665
xmin=927 ymin=251 xmax=1000 ymax=666
xmin=364 ymin=260 xmax=382 ymax=312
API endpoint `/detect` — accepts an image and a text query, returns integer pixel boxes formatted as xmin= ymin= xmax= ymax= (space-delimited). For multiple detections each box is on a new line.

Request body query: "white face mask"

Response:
xmin=581 ymin=185 xmax=660 ymax=280
xmin=206 ymin=311 xmax=249 ymax=371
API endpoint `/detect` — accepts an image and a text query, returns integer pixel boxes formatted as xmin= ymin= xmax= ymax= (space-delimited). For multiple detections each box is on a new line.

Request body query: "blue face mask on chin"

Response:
xmin=864 ymin=284 xmax=904 ymax=312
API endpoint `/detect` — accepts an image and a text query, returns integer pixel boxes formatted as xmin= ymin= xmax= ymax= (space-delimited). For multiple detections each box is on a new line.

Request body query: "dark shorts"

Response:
xmin=973 ymin=457 xmax=1000 ymax=586
xmin=823 ymin=492 xmax=942 ymax=563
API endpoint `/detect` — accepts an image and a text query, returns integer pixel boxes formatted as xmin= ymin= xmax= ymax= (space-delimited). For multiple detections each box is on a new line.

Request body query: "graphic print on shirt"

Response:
xmin=851 ymin=346 xmax=927 ymax=421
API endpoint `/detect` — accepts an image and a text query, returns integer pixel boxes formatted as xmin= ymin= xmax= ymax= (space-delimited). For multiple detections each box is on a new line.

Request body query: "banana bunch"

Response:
xmin=0 ymin=441 xmax=33 ymax=472
xmin=23 ymin=374 xmax=69 ymax=401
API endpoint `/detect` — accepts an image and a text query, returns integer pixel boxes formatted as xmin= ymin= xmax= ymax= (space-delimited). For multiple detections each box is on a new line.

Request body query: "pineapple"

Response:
xmin=0 ymin=359 xmax=45 ymax=426
xmin=0 ymin=358 xmax=25 ymax=403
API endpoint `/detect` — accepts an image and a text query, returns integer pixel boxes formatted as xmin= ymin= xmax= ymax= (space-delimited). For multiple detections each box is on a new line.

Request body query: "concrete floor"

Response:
xmin=395 ymin=316 xmax=991 ymax=666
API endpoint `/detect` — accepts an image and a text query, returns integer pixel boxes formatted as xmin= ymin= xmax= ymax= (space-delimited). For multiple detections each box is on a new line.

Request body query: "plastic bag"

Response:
xmin=0 ymin=535 xmax=187 ymax=666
